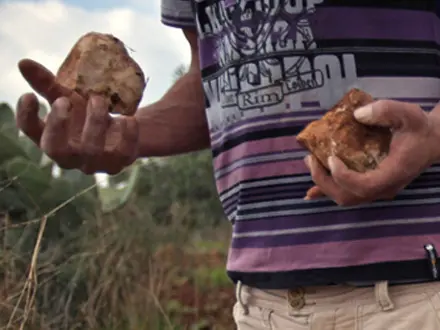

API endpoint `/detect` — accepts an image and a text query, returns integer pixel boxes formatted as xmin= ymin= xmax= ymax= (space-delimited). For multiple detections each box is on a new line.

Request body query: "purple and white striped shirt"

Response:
xmin=162 ymin=0 xmax=440 ymax=289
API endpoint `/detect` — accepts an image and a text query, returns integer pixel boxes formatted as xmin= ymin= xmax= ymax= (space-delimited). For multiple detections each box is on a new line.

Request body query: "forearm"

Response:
xmin=135 ymin=69 xmax=210 ymax=157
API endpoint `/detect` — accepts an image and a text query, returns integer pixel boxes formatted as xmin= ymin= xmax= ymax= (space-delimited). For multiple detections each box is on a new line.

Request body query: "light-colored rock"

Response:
xmin=55 ymin=32 xmax=146 ymax=116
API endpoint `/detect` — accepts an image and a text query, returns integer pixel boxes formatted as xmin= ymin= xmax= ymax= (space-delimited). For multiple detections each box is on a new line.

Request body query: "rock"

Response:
xmin=55 ymin=32 xmax=146 ymax=116
xmin=296 ymin=88 xmax=392 ymax=173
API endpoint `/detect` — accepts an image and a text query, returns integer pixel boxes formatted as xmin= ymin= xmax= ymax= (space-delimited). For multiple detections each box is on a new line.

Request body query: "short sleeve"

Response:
xmin=161 ymin=0 xmax=196 ymax=28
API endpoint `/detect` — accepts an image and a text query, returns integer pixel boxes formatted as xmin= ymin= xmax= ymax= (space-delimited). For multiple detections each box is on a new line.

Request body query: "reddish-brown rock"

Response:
xmin=296 ymin=88 xmax=392 ymax=173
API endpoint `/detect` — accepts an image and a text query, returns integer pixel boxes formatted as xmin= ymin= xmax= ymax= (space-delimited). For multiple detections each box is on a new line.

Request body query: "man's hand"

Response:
xmin=16 ymin=59 xmax=139 ymax=175
xmin=304 ymin=100 xmax=440 ymax=206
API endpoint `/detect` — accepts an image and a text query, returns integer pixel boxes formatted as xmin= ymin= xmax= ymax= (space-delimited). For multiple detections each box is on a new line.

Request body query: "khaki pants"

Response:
xmin=233 ymin=281 xmax=440 ymax=329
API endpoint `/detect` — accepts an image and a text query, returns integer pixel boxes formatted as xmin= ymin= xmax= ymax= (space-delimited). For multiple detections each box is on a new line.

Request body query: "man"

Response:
xmin=15 ymin=0 xmax=440 ymax=328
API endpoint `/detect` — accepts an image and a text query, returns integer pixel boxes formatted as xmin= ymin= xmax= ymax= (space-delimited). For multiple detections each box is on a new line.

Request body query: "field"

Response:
xmin=0 ymin=121 xmax=236 ymax=330
xmin=0 ymin=204 xmax=236 ymax=330
xmin=0 ymin=56 xmax=238 ymax=328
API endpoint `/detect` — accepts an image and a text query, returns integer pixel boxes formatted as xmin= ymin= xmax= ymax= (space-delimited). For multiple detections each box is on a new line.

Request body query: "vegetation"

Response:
xmin=0 ymin=66 xmax=234 ymax=329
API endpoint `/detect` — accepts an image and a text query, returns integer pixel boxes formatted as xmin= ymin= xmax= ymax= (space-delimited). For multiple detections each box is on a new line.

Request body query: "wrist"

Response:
xmin=134 ymin=103 xmax=164 ymax=157
xmin=133 ymin=102 xmax=210 ymax=157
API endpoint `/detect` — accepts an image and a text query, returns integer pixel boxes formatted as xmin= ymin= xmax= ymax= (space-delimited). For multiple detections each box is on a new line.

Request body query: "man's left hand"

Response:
xmin=304 ymin=100 xmax=440 ymax=206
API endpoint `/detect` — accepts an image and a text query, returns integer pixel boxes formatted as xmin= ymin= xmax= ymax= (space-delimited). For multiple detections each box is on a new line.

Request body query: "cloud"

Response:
xmin=0 ymin=0 xmax=191 ymax=110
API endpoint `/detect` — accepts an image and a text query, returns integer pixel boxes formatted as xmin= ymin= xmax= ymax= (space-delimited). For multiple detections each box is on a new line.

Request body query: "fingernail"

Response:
xmin=354 ymin=104 xmax=373 ymax=122
xmin=327 ymin=156 xmax=337 ymax=173
xmin=304 ymin=155 xmax=311 ymax=169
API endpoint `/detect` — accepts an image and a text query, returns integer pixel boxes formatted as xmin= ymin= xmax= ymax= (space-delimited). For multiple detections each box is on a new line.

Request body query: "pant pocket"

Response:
xmin=427 ymin=290 xmax=440 ymax=325
xmin=359 ymin=292 xmax=440 ymax=330
xmin=269 ymin=310 xmax=311 ymax=329
xmin=233 ymin=304 xmax=311 ymax=330
xmin=233 ymin=304 xmax=273 ymax=330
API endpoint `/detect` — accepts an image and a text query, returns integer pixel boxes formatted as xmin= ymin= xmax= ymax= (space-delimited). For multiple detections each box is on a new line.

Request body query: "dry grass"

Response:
xmin=8 ymin=183 xmax=98 ymax=329
xmin=0 ymin=187 xmax=234 ymax=330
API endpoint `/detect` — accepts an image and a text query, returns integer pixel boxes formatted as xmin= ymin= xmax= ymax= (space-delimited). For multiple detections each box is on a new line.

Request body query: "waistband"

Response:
xmin=236 ymin=280 xmax=440 ymax=314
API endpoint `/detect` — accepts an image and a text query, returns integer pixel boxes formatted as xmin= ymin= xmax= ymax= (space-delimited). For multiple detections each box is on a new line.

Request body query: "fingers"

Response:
xmin=16 ymin=93 xmax=45 ymax=145
xmin=76 ymin=100 xmax=138 ymax=175
xmin=100 ymin=117 xmax=139 ymax=174
xmin=305 ymin=155 xmax=398 ymax=205
xmin=18 ymin=59 xmax=138 ymax=174
xmin=80 ymin=96 xmax=111 ymax=173
xmin=354 ymin=100 xmax=428 ymax=131
xmin=40 ymin=97 xmax=80 ymax=169
xmin=328 ymin=154 xmax=405 ymax=200
xmin=18 ymin=59 xmax=71 ymax=103
xmin=305 ymin=155 xmax=359 ymax=206
xmin=304 ymin=185 xmax=326 ymax=200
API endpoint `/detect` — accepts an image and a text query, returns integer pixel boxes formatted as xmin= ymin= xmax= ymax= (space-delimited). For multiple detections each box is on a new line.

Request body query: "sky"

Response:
xmin=0 ymin=0 xmax=191 ymax=109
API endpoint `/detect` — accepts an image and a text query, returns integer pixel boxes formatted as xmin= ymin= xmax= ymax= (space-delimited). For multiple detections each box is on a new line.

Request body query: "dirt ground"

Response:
xmin=154 ymin=244 xmax=236 ymax=329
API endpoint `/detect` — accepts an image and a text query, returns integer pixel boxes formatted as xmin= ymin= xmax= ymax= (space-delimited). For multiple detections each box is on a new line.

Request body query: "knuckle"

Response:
xmin=86 ymin=111 xmax=109 ymax=128
xmin=46 ymin=113 xmax=68 ymax=131
xmin=81 ymin=142 xmax=103 ymax=158
xmin=89 ymin=95 xmax=108 ymax=109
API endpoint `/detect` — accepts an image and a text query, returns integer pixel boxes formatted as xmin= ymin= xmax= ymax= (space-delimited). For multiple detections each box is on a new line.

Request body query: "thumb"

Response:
xmin=18 ymin=59 xmax=71 ymax=104
xmin=353 ymin=99 xmax=427 ymax=130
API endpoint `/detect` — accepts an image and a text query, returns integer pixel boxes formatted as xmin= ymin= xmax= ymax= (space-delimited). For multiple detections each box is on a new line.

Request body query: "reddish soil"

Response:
xmin=154 ymin=244 xmax=236 ymax=329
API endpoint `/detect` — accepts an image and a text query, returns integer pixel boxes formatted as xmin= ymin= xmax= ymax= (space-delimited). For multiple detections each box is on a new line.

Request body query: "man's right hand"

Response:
xmin=16 ymin=59 xmax=140 ymax=174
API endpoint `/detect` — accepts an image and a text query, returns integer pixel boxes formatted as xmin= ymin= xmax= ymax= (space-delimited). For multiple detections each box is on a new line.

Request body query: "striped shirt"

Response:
xmin=161 ymin=0 xmax=440 ymax=289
